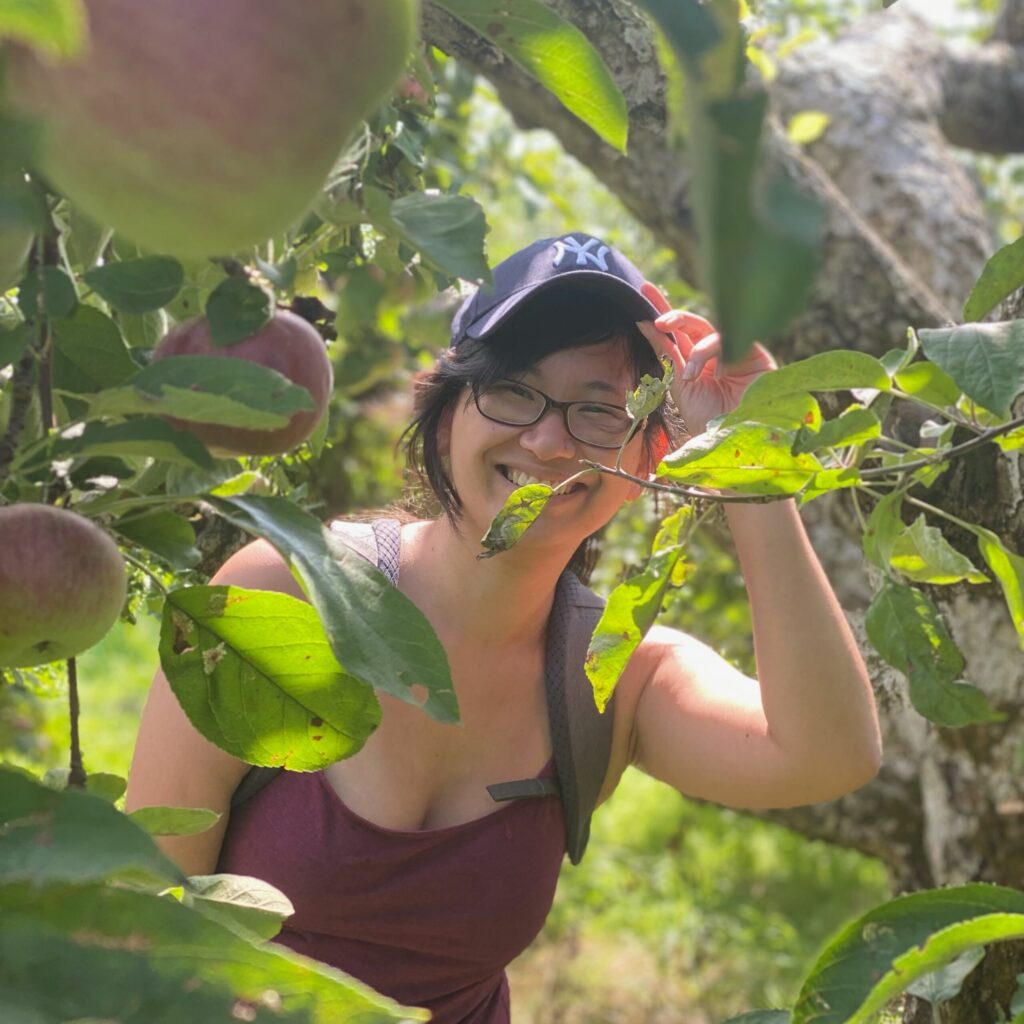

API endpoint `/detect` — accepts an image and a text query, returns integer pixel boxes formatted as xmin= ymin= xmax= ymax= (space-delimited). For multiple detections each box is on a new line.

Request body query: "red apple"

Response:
xmin=0 ymin=505 xmax=127 ymax=668
xmin=151 ymin=310 xmax=334 ymax=456
xmin=7 ymin=0 xmax=419 ymax=257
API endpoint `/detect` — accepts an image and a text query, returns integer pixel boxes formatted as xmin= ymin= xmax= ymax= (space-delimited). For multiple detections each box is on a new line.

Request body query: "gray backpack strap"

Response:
xmin=487 ymin=571 xmax=611 ymax=865
xmin=231 ymin=517 xmax=399 ymax=811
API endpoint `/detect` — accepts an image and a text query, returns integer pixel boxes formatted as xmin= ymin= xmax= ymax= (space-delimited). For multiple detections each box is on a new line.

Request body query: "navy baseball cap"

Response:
xmin=450 ymin=233 xmax=661 ymax=347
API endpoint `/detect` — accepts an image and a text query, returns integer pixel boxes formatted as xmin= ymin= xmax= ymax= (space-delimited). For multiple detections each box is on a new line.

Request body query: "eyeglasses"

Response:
xmin=473 ymin=379 xmax=634 ymax=449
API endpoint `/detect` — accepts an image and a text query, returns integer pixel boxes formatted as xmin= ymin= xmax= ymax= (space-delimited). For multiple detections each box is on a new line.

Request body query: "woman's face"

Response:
xmin=444 ymin=338 xmax=648 ymax=550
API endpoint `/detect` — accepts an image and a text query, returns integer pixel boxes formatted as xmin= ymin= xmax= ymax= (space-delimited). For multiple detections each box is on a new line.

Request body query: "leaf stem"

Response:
xmin=119 ymin=547 xmax=170 ymax=597
xmin=580 ymin=461 xmax=791 ymax=504
xmin=67 ymin=656 xmax=87 ymax=789
xmin=859 ymin=413 xmax=1024 ymax=481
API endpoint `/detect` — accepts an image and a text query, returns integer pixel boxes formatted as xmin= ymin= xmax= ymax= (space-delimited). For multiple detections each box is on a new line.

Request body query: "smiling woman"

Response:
xmin=126 ymin=232 xmax=881 ymax=1024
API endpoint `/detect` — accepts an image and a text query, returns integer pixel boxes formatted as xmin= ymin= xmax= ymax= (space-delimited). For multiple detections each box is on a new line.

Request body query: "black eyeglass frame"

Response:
xmin=472 ymin=379 xmax=635 ymax=450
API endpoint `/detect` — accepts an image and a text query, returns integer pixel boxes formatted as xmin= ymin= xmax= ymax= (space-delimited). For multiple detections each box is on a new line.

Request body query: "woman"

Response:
xmin=126 ymin=233 xmax=881 ymax=1023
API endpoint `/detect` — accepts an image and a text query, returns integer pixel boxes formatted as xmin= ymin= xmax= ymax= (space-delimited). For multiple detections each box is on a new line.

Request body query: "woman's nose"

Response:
xmin=518 ymin=407 xmax=577 ymax=459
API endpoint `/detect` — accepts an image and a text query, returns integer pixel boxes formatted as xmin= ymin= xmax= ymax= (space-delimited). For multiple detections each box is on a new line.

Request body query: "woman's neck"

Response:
xmin=401 ymin=516 xmax=574 ymax=649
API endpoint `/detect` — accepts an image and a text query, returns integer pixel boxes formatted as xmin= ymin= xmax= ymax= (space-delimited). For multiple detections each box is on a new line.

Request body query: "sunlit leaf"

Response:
xmin=890 ymin=517 xmax=988 ymax=586
xmin=791 ymin=405 xmax=880 ymax=454
xmin=895 ymin=361 xmax=962 ymax=408
xmin=787 ymin=110 xmax=830 ymax=144
xmin=586 ymin=507 xmax=693 ymax=712
xmin=210 ymin=497 xmax=458 ymax=724
xmin=160 ymin=586 xmax=381 ymax=770
xmin=0 ymin=0 xmax=86 ymax=57
xmin=792 ymin=884 xmax=1024 ymax=1024
xmin=658 ymin=422 xmax=821 ymax=495
xmin=479 ymin=484 xmax=554 ymax=557
xmin=966 ymin=526 xmax=1024 ymax=647
xmin=128 ymin=807 xmax=220 ymax=837
xmin=435 ymin=0 xmax=629 ymax=151
xmin=905 ymin=945 xmax=985 ymax=1004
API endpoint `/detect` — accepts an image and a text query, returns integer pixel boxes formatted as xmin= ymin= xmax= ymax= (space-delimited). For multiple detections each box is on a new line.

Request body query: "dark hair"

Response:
xmin=402 ymin=288 xmax=675 ymax=577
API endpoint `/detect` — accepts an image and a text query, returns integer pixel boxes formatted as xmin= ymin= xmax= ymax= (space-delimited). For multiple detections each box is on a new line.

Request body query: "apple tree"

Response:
xmin=2 ymin=0 xmax=1024 ymax=1022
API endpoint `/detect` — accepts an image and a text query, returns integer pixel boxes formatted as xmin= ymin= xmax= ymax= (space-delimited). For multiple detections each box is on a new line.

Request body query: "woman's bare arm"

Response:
xmin=124 ymin=538 xmax=304 ymax=875
xmin=631 ymin=500 xmax=881 ymax=809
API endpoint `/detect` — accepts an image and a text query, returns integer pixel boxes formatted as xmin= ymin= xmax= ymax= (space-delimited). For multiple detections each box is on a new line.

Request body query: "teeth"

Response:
xmin=505 ymin=468 xmax=577 ymax=490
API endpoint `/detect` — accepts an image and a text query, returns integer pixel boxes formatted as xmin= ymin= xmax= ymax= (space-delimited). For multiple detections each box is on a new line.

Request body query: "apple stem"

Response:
xmin=67 ymin=657 xmax=87 ymax=790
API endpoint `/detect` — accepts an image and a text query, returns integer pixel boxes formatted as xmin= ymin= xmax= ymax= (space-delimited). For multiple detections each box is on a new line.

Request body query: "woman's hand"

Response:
xmin=636 ymin=282 xmax=776 ymax=436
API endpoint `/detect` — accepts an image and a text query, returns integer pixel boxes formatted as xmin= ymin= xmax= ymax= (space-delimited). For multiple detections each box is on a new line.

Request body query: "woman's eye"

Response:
xmin=494 ymin=382 xmax=535 ymax=400
xmin=578 ymin=404 xmax=628 ymax=421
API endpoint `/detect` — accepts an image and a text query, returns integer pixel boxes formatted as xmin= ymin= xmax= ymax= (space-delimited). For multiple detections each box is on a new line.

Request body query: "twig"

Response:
xmin=67 ymin=656 xmax=86 ymax=789
xmin=859 ymin=413 xmax=1024 ymax=480
xmin=580 ymin=461 xmax=791 ymax=504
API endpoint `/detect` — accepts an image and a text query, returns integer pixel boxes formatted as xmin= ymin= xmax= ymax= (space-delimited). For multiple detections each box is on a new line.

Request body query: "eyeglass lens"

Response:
xmin=476 ymin=381 xmax=632 ymax=447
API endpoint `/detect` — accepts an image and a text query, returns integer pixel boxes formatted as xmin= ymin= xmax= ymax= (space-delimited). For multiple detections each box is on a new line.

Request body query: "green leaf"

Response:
xmin=184 ymin=873 xmax=293 ymax=941
xmin=586 ymin=507 xmax=692 ymax=712
xmin=210 ymin=496 xmax=458 ymax=724
xmin=792 ymin=884 xmax=1024 ymax=1024
xmin=255 ymin=255 xmax=298 ymax=292
xmin=51 ymin=305 xmax=140 ymax=394
xmin=128 ymin=806 xmax=220 ymax=837
xmin=41 ymin=768 xmax=126 ymax=803
xmin=963 ymin=237 xmax=1024 ymax=322
xmin=734 ymin=351 xmax=892 ymax=406
xmin=0 ymin=767 xmax=182 ymax=887
xmin=18 ymin=264 xmax=77 ymax=319
xmin=389 ymin=191 xmax=491 ymax=281
xmin=720 ymin=390 xmax=822 ymax=431
xmin=894 ymin=360 xmax=962 ymax=408
xmin=0 ymin=0 xmax=86 ymax=57
xmin=918 ymin=320 xmax=1024 ymax=418
xmin=890 ymin=516 xmax=988 ymax=585
xmin=434 ymin=0 xmax=629 ymax=151
xmin=797 ymin=467 xmax=861 ymax=505
xmin=635 ymin=0 xmax=722 ymax=62
xmin=626 ymin=358 xmax=674 ymax=421
xmin=0 ymin=881 xmax=429 ymax=1023
xmin=160 ymin=586 xmax=381 ymax=770
xmin=479 ymin=484 xmax=554 ymax=557
xmin=89 ymin=356 xmax=311 ymax=427
xmin=0 ymin=322 xmax=33 ymax=371
xmin=205 ymin=277 xmax=274 ymax=347
xmin=865 ymin=498 xmax=914 ymax=576
xmin=84 ymin=256 xmax=185 ymax=314
xmin=47 ymin=418 xmax=215 ymax=471
xmin=787 ymin=110 xmax=830 ymax=144
xmin=115 ymin=509 xmax=201 ymax=570
xmin=904 ymin=945 xmax=985 ymax=1004
xmin=966 ymin=526 xmax=1024 ymax=646
xmin=658 ymin=423 xmax=822 ymax=495
xmin=62 ymin=205 xmax=112 ymax=272
xmin=691 ymin=95 xmax=824 ymax=362
xmin=865 ymin=582 xmax=1003 ymax=728
xmin=792 ymin=405 xmax=880 ymax=454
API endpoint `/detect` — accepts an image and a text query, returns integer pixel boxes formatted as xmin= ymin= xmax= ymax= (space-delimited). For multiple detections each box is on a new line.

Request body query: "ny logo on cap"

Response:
xmin=552 ymin=236 xmax=610 ymax=272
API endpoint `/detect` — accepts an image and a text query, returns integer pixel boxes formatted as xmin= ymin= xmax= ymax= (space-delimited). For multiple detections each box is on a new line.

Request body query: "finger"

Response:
xmin=680 ymin=332 xmax=721 ymax=381
xmin=640 ymin=281 xmax=672 ymax=317
xmin=654 ymin=309 xmax=717 ymax=343
xmin=636 ymin=319 xmax=684 ymax=370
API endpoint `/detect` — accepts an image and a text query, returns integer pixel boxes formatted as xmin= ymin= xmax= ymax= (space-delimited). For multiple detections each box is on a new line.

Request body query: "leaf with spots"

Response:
xmin=479 ymin=483 xmax=554 ymax=557
xmin=658 ymin=422 xmax=822 ymax=495
xmin=159 ymin=586 xmax=381 ymax=770
xmin=586 ymin=507 xmax=694 ymax=712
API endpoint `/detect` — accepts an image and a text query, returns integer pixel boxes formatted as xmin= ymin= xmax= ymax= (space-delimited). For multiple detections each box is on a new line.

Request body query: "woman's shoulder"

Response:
xmin=209 ymin=537 xmax=301 ymax=597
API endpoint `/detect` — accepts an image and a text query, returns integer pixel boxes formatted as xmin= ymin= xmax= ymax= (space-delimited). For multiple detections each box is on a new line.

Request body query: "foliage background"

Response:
xmin=4 ymin=0 xmax=1023 ymax=1019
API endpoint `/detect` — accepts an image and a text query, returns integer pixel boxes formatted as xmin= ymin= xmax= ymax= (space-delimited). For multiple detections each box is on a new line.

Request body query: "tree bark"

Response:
xmin=423 ymin=3 xmax=1024 ymax=1013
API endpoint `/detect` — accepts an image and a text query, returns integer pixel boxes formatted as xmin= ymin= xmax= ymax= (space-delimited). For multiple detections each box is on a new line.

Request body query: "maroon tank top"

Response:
xmin=217 ymin=757 xmax=566 ymax=1024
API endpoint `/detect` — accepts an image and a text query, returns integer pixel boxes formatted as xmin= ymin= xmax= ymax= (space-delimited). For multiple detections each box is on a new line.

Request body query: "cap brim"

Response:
xmin=464 ymin=271 xmax=660 ymax=342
